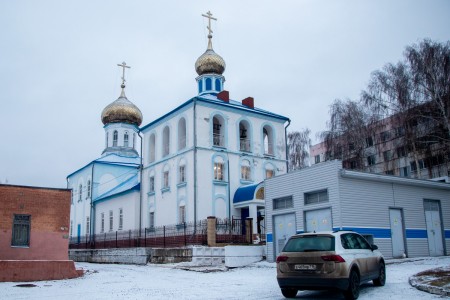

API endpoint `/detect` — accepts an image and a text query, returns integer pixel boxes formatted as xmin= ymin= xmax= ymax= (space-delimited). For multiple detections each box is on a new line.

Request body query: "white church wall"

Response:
xmin=140 ymin=97 xmax=288 ymax=228
xmin=68 ymin=165 xmax=93 ymax=238
xmin=94 ymin=191 xmax=140 ymax=234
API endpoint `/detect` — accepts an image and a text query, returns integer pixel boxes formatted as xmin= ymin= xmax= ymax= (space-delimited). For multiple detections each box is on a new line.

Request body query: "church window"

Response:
xmin=263 ymin=125 xmax=274 ymax=156
xmin=198 ymin=80 xmax=203 ymax=93
xmin=163 ymin=126 xmax=170 ymax=157
xmin=118 ymin=208 xmax=123 ymax=231
xmin=240 ymin=159 xmax=252 ymax=181
xmin=11 ymin=214 xmax=31 ymax=247
xmin=133 ymin=133 xmax=136 ymax=149
xmin=149 ymin=133 xmax=156 ymax=163
xmin=179 ymin=165 xmax=186 ymax=183
xmin=78 ymin=184 xmax=82 ymax=202
xmin=86 ymin=216 xmax=90 ymax=236
xmin=239 ymin=120 xmax=251 ymax=152
xmin=149 ymin=212 xmax=155 ymax=229
xmin=163 ymin=171 xmax=170 ymax=189
xmin=214 ymin=162 xmax=224 ymax=181
xmin=206 ymin=77 xmax=212 ymax=90
xmin=149 ymin=176 xmax=155 ymax=193
xmin=178 ymin=118 xmax=187 ymax=150
xmin=87 ymin=180 xmax=91 ymax=198
xmin=106 ymin=132 xmax=109 ymax=148
xmin=109 ymin=210 xmax=113 ymax=232
xmin=179 ymin=205 xmax=186 ymax=224
xmin=215 ymin=78 xmax=221 ymax=91
xmin=265 ymin=163 xmax=275 ymax=179
xmin=212 ymin=115 xmax=225 ymax=147
xmin=113 ymin=130 xmax=118 ymax=147
xmin=100 ymin=213 xmax=105 ymax=233
xmin=124 ymin=131 xmax=129 ymax=147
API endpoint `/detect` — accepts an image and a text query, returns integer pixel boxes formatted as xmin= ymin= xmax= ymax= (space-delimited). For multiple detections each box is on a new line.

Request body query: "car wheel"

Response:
xmin=281 ymin=288 xmax=297 ymax=298
xmin=344 ymin=269 xmax=360 ymax=300
xmin=373 ymin=262 xmax=386 ymax=286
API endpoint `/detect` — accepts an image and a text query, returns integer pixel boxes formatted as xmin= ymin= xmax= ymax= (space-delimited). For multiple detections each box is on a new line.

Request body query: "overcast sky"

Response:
xmin=1 ymin=0 xmax=449 ymax=188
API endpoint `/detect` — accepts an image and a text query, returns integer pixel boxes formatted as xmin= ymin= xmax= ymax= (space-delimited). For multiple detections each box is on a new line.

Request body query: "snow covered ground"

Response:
xmin=1 ymin=256 xmax=449 ymax=299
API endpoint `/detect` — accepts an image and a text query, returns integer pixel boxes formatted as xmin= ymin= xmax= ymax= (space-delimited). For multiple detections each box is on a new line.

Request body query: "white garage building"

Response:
xmin=264 ymin=160 xmax=450 ymax=262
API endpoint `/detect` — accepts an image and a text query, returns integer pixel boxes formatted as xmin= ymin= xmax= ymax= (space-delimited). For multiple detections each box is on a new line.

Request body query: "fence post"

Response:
xmin=163 ymin=226 xmax=166 ymax=248
xmin=207 ymin=216 xmax=217 ymax=247
xmin=184 ymin=222 xmax=187 ymax=246
xmin=116 ymin=231 xmax=118 ymax=248
xmin=144 ymin=228 xmax=147 ymax=248
xmin=245 ymin=218 xmax=253 ymax=244
xmin=129 ymin=230 xmax=131 ymax=247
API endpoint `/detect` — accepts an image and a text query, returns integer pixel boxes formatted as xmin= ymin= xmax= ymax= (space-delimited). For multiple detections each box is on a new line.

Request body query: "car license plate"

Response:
xmin=294 ymin=264 xmax=316 ymax=270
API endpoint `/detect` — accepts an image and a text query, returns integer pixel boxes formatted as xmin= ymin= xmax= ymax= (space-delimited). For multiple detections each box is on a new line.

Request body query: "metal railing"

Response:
xmin=69 ymin=221 xmax=208 ymax=249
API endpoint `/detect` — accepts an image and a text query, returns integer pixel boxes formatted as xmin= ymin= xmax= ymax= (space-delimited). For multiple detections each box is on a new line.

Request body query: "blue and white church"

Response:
xmin=67 ymin=12 xmax=290 ymax=242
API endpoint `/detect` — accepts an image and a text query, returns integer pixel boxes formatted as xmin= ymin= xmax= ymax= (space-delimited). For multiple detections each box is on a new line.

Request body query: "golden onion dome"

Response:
xmin=195 ymin=37 xmax=226 ymax=76
xmin=101 ymin=86 xmax=142 ymax=126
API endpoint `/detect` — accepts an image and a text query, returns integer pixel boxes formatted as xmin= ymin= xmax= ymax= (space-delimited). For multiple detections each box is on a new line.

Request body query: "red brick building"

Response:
xmin=0 ymin=184 xmax=80 ymax=281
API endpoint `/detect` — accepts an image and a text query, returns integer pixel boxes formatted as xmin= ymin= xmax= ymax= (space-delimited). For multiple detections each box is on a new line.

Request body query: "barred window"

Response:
xmin=101 ymin=213 xmax=105 ymax=233
xmin=273 ymin=196 xmax=293 ymax=210
xmin=118 ymin=208 xmax=123 ymax=231
xmin=86 ymin=216 xmax=90 ymax=235
xmin=305 ymin=190 xmax=328 ymax=205
xmin=109 ymin=210 xmax=113 ymax=232
xmin=12 ymin=214 xmax=31 ymax=247
xmin=149 ymin=176 xmax=155 ymax=193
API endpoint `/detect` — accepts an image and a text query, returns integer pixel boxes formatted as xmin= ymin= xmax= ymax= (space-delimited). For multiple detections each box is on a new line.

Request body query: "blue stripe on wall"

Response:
xmin=446 ymin=230 xmax=450 ymax=239
xmin=405 ymin=229 xmax=428 ymax=239
xmin=340 ymin=227 xmax=391 ymax=239
xmin=266 ymin=233 xmax=273 ymax=243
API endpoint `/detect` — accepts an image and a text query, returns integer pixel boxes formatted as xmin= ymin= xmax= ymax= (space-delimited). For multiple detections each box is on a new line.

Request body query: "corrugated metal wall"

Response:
xmin=265 ymin=160 xmax=450 ymax=262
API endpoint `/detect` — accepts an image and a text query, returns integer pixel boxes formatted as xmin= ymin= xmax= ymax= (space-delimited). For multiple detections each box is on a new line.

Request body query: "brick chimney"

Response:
xmin=217 ymin=90 xmax=229 ymax=102
xmin=242 ymin=97 xmax=254 ymax=109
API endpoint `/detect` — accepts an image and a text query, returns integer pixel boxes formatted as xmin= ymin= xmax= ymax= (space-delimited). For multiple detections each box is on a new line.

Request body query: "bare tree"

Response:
xmin=287 ymin=129 xmax=311 ymax=171
xmin=319 ymin=99 xmax=377 ymax=171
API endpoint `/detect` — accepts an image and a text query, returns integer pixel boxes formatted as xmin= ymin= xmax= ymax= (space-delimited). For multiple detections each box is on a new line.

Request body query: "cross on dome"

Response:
xmin=117 ymin=61 xmax=131 ymax=88
xmin=202 ymin=11 xmax=217 ymax=37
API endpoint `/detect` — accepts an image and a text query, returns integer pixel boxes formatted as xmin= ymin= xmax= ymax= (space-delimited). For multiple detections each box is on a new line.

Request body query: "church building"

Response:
xmin=67 ymin=12 xmax=290 ymax=241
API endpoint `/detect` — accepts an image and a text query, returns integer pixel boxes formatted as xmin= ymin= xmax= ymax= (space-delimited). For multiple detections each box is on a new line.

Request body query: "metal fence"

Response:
xmin=69 ymin=220 xmax=208 ymax=249
xmin=215 ymin=218 xmax=248 ymax=244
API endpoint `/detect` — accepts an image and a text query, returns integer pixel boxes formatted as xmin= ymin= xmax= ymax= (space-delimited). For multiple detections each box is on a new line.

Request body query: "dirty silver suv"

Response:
xmin=276 ymin=231 xmax=385 ymax=299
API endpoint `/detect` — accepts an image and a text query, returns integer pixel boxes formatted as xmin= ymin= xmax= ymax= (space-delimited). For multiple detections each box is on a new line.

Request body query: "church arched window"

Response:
xmin=149 ymin=133 xmax=156 ymax=163
xmin=239 ymin=120 xmax=251 ymax=152
xmin=205 ymin=78 xmax=212 ymax=90
xmin=178 ymin=118 xmax=186 ymax=150
xmin=198 ymin=80 xmax=203 ymax=93
xmin=212 ymin=115 xmax=225 ymax=147
xmin=87 ymin=180 xmax=91 ymax=198
xmin=162 ymin=126 xmax=170 ymax=157
xmin=78 ymin=184 xmax=83 ymax=202
xmin=263 ymin=125 xmax=274 ymax=156
xmin=215 ymin=78 xmax=221 ymax=91
xmin=124 ymin=132 xmax=129 ymax=147
xmin=113 ymin=130 xmax=118 ymax=147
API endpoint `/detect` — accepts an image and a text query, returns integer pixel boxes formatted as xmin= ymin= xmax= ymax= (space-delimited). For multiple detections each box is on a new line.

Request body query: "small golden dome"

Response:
xmin=195 ymin=38 xmax=226 ymax=76
xmin=101 ymin=90 xmax=142 ymax=126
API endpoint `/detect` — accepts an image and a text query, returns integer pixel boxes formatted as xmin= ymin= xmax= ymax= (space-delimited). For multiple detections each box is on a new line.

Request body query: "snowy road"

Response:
xmin=1 ymin=257 xmax=448 ymax=299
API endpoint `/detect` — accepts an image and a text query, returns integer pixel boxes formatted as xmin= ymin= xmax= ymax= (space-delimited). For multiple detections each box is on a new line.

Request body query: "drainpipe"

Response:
xmin=193 ymin=98 xmax=198 ymax=225
xmin=138 ymin=130 xmax=143 ymax=237
xmin=227 ymin=155 xmax=231 ymax=220
xmin=90 ymin=163 xmax=95 ymax=241
xmin=284 ymin=119 xmax=291 ymax=173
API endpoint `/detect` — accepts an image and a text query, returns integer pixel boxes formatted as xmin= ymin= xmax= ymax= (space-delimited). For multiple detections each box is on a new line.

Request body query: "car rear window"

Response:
xmin=283 ymin=236 xmax=335 ymax=252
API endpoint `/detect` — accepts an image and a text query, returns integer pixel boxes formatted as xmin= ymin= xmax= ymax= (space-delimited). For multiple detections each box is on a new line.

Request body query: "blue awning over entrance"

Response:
xmin=233 ymin=182 xmax=262 ymax=204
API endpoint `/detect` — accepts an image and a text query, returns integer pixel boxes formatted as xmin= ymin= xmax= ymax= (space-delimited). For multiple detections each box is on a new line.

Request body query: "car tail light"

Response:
xmin=276 ymin=255 xmax=289 ymax=263
xmin=321 ymin=255 xmax=345 ymax=263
